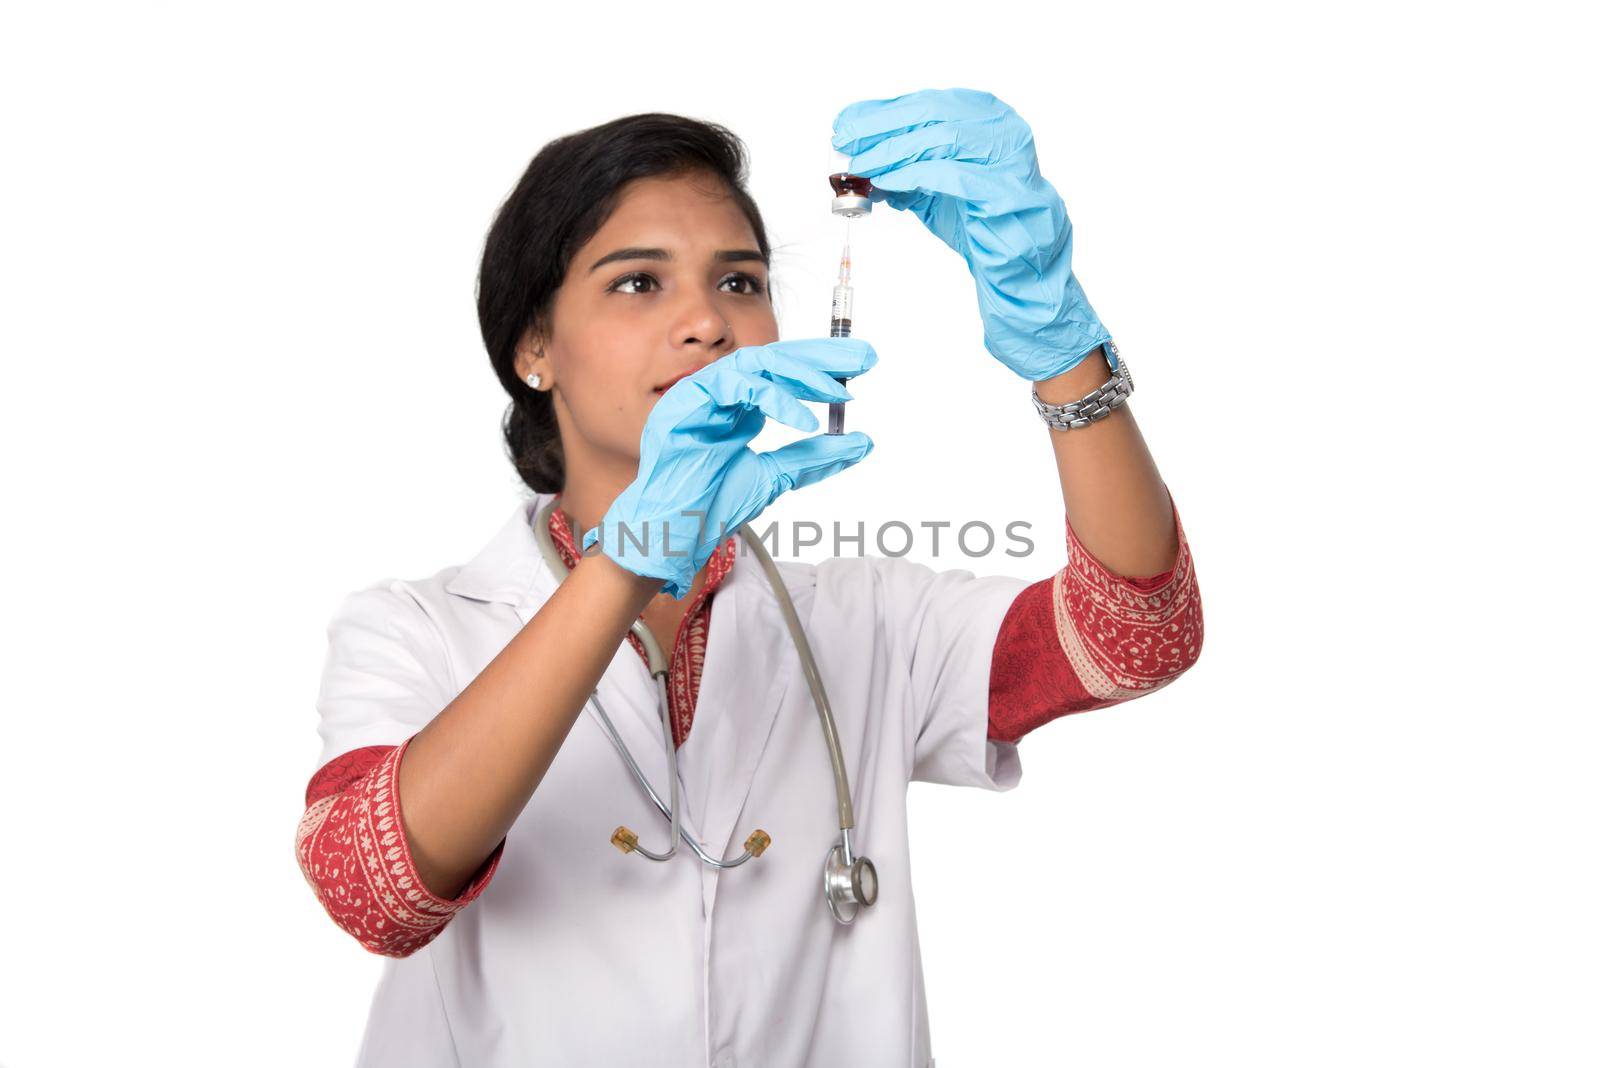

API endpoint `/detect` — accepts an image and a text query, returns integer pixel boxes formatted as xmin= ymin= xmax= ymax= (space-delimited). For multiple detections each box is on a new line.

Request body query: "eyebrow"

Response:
xmin=586 ymin=247 xmax=768 ymax=274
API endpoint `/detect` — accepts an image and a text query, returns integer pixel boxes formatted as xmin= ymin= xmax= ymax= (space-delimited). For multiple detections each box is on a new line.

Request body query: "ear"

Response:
xmin=514 ymin=325 xmax=548 ymax=383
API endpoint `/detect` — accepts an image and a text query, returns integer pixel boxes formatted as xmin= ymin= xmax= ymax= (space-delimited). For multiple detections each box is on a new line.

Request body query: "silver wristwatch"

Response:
xmin=1030 ymin=340 xmax=1133 ymax=431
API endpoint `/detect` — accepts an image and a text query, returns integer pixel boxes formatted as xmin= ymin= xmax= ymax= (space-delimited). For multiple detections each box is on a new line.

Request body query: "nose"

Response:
xmin=671 ymin=289 xmax=733 ymax=354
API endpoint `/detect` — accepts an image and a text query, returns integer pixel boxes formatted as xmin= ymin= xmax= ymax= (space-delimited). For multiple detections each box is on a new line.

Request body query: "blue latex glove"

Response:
xmin=582 ymin=337 xmax=878 ymax=599
xmin=831 ymin=87 xmax=1114 ymax=382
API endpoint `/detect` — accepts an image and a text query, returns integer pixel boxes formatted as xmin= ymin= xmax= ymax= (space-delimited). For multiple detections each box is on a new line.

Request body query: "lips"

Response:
xmin=653 ymin=371 xmax=694 ymax=394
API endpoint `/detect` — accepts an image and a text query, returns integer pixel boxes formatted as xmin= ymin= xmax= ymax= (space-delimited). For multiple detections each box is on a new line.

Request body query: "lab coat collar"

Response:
xmin=442 ymin=494 xmax=560 ymax=607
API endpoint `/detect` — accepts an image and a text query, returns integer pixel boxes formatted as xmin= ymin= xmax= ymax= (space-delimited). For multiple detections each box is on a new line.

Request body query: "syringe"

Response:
xmin=827 ymin=242 xmax=853 ymax=435
xmin=826 ymin=172 xmax=872 ymax=436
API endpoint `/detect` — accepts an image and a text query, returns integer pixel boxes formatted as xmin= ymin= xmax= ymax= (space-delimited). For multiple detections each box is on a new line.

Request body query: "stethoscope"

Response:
xmin=532 ymin=498 xmax=879 ymax=925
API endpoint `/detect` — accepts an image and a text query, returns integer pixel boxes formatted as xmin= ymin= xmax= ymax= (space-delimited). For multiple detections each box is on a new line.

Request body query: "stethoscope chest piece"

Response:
xmin=823 ymin=840 xmax=878 ymax=925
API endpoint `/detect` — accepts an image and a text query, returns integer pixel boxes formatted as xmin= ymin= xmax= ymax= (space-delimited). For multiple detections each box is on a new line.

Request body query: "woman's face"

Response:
xmin=518 ymin=171 xmax=778 ymax=473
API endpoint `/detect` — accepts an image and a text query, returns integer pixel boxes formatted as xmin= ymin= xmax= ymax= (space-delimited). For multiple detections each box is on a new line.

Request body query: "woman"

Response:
xmin=295 ymin=88 xmax=1203 ymax=1067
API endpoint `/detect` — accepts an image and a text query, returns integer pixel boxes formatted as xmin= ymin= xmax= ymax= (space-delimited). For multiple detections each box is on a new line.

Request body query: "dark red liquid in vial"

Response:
xmin=828 ymin=173 xmax=873 ymax=198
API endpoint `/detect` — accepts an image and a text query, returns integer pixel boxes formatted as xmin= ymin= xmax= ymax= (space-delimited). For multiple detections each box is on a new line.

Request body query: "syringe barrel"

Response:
xmin=830 ymin=285 xmax=853 ymax=326
xmin=828 ymin=287 xmax=854 ymax=433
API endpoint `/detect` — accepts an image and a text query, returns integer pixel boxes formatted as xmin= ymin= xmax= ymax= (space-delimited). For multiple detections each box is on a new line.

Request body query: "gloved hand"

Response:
xmin=831 ymin=87 xmax=1114 ymax=382
xmin=582 ymin=337 xmax=878 ymax=599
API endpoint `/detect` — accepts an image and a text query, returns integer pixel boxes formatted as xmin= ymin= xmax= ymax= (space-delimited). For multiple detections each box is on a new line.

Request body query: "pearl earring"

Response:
xmin=526 ymin=372 xmax=542 ymax=390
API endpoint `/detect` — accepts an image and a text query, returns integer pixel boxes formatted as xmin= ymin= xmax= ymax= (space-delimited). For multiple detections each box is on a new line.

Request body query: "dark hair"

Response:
xmin=476 ymin=113 xmax=773 ymax=494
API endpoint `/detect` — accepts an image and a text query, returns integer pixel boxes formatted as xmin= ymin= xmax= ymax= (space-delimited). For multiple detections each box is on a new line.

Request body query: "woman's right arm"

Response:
xmin=311 ymin=337 xmax=874 ymax=918
xmin=395 ymin=546 xmax=664 ymax=900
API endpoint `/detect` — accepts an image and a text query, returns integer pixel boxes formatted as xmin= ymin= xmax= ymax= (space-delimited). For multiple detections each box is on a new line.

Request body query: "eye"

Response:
xmin=607 ymin=272 xmax=659 ymax=295
xmin=721 ymin=272 xmax=768 ymax=296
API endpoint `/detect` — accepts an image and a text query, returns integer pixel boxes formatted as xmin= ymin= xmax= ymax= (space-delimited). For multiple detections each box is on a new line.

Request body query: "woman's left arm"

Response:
xmin=832 ymin=89 xmax=1179 ymax=575
xmin=832 ymin=89 xmax=1202 ymax=741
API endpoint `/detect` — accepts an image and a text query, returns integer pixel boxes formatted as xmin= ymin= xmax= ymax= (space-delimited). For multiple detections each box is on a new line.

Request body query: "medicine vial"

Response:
xmin=828 ymin=173 xmax=873 ymax=218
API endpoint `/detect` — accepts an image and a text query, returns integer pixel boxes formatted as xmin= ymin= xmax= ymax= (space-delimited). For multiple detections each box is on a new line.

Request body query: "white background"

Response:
xmin=2 ymin=2 xmax=1594 ymax=1065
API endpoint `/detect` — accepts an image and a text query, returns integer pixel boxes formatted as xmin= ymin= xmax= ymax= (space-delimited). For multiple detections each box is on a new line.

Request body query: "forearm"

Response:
xmin=1032 ymin=345 xmax=1178 ymax=577
xmin=397 ymin=546 xmax=662 ymax=899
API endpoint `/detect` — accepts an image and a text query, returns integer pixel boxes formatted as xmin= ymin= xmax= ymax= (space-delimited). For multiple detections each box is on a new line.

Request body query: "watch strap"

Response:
xmin=1030 ymin=340 xmax=1133 ymax=431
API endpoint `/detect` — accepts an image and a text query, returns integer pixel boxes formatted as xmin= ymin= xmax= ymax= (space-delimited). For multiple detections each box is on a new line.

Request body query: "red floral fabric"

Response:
xmin=987 ymin=485 xmax=1202 ymax=743
xmin=295 ymin=736 xmax=504 ymax=958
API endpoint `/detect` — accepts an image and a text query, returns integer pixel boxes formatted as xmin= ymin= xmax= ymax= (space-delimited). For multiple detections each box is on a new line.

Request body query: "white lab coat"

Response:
xmin=312 ymin=491 xmax=1029 ymax=1068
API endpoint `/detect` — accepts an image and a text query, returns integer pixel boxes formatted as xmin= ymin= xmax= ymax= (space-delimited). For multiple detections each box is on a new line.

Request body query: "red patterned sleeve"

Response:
xmin=294 ymin=735 xmax=505 ymax=958
xmin=987 ymin=485 xmax=1203 ymax=744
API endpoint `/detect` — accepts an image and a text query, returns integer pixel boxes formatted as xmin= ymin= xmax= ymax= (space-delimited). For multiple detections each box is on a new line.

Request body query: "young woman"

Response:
xmin=295 ymin=89 xmax=1203 ymax=1067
